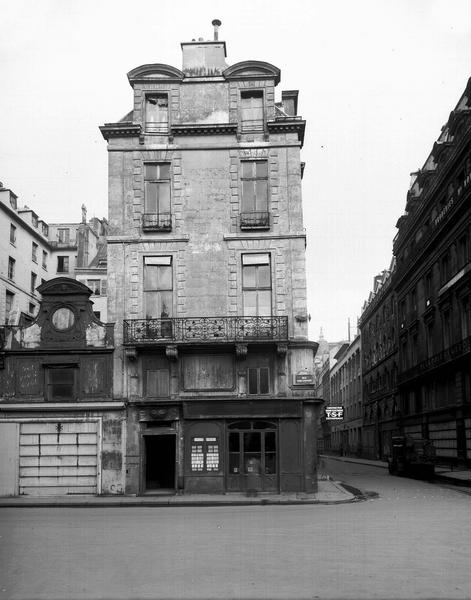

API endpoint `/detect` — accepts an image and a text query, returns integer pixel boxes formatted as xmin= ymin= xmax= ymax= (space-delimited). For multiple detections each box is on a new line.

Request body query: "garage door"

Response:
xmin=19 ymin=421 xmax=98 ymax=496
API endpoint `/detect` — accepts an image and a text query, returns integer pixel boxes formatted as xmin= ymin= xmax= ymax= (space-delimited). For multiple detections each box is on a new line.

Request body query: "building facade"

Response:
xmin=359 ymin=267 xmax=398 ymax=459
xmin=100 ymin=23 xmax=320 ymax=495
xmin=329 ymin=335 xmax=362 ymax=456
xmin=393 ymin=79 xmax=471 ymax=466
xmin=0 ymin=278 xmax=123 ymax=496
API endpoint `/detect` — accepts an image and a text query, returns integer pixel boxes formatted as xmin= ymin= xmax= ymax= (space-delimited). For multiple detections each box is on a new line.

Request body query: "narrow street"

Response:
xmin=1 ymin=458 xmax=470 ymax=600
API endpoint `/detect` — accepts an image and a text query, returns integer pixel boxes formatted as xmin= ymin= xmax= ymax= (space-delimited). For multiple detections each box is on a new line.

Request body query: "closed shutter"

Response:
xmin=19 ymin=421 xmax=98 ymax=496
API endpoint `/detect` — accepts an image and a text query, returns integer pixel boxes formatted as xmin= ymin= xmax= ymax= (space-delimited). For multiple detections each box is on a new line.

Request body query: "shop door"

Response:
xmin=19 ymin=421 xmax=98 ymax=496
xmin=144 ymin=434 xmax=176 ymax=493
xmin=227 ymin=421 xmax=278 ymax=492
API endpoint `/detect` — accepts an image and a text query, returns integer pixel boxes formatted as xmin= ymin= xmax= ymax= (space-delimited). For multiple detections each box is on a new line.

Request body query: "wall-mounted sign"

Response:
xmin=295 ymin=372 xmax=314 ymax=385
xmin=326 ymin=406 xmax=344 ymax=420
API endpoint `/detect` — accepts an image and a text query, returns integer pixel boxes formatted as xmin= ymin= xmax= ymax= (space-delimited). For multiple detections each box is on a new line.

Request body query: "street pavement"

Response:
xmin=1 ymin=459 xmax=471 ymax=600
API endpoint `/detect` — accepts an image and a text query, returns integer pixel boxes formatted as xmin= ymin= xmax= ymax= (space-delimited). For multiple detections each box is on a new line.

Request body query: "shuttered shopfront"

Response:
xmin=19 ymin=421 xmax=98 ymax=496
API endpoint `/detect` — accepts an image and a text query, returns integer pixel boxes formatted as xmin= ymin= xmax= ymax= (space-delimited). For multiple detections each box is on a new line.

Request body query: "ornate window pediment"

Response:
xmin=223 ymin=61 xmax=280 ymax=85
xmin=127 ymin=64 xmax=184 ymax=84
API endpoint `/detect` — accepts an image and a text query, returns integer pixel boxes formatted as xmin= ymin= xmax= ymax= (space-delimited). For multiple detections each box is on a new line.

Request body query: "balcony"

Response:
xmin=398 ymin=334 xmax=471 ymax=384
xmin=240 ymin=211 xmax=270 ymax=230
xmin=123 ymin=316 xmax=288 ymax=345
xmin=142 ymin=213 xmax=172 ymax=232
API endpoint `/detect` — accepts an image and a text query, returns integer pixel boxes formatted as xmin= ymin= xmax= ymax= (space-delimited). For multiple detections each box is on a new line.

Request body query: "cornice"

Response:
xmin=99 ymin=122 xmax=142 ymax=140
xmin=267 ymin=119 xmax=305 ymax=146
xmin=171 ymin=123 xmax=237 ymax=136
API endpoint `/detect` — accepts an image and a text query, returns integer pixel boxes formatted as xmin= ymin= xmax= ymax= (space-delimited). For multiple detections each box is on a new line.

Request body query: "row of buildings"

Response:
xmin=318 ymin=78 xmax=471 ymax=466
xmin=0 ymin=23 xmax=321 ymax=497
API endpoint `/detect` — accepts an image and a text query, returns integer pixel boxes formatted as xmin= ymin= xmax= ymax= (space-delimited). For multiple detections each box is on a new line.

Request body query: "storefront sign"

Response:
xmin=326 ymin=406 xmax=344 ymax=420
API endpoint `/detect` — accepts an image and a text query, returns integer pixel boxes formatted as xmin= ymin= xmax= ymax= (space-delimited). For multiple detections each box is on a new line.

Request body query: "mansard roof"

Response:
xmin=223 ymin=60 xmax=280 ymax=85
xmin=127 ymin=63 xmax=184 ymax=85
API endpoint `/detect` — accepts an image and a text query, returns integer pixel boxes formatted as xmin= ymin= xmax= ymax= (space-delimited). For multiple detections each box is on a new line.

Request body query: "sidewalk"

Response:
xmin=321 ymin=453 xmax=471 ymax=487
xmin=0 ymin=478 xmax=356 ymax=508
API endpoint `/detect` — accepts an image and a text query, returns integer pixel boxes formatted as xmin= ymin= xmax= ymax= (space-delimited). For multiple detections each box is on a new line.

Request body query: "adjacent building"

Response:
xmin=100 ymin=22 xmax=320 ymax=495
xmin=0 ymin=278 xmax=122 ymax=496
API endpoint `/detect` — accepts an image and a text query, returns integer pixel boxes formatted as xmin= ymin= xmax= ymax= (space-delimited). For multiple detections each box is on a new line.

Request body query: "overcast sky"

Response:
xmin=1 ymin=0 xmax=471 ymax=341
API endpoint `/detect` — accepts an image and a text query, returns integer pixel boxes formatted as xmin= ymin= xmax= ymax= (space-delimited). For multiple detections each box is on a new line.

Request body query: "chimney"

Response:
xmin=181 ymin=20 xmax=227 ymax=77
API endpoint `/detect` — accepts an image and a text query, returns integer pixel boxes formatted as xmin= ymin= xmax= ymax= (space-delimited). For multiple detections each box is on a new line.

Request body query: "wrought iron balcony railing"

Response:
xmin=240 ymin=211 xmax=270 ymax=229
xmin=123 ymin=316 xmax=288 ymax=344
xmin=142 ymin=213 xmax=172 ymax=232
xmin=398 ymin=334 xmax=471 ymax=384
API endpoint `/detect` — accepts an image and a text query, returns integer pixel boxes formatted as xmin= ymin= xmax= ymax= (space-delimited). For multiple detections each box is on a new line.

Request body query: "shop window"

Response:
xmin=240 ymin=90 xmax=263 ymax=132
xmin=5 ymin=290 xmax=14 ymax=324
xmin=8 ymin=257 xmax=15 ymax=280
xmin=57 ymin=256 xmax=69 ymax=273
xmin=190 ymin=437 xmax=220 ymax=472
xmin=240 ymin=161 xmax=269 ymax=229
xmin=143 ymin=163 xmax=171 ymax=231
xmin=247 ymin=367 xmax=269 ymax=394
xmin=145 ymin=94 xmax=168 ymax=133
xmin=228 ymin=421 xmax=277 ymax=476
xmin=144 ymin=256 xmax=173 ymax=320
xmin=242 ymin=253 xmax=271 ymax=316
xmin=45 ymin=366 xmax=77 ymax=401
xmin=10 ymin=224 xmax=16 ymax=245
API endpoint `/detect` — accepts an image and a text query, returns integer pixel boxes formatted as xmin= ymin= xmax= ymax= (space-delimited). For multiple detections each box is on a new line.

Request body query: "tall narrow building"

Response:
xmin=100 ymin=22 xmax=319 ymax=495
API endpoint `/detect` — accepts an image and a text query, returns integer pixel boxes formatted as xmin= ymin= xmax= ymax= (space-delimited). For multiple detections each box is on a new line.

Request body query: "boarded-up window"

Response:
xmin=183 ymin=354 xmax=234 ymax=390
xmin=143 ymin=356 xmax=170 ymax=398
xmin=145 ymin=95 xmax=168 ymax=133
xmin=241 ymin=91 xmax=263 ymax=132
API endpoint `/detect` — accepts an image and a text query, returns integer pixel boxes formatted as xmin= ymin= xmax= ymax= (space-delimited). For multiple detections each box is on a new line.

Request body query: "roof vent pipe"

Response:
xmin=212 ymin=19 xmax=221 ymax=41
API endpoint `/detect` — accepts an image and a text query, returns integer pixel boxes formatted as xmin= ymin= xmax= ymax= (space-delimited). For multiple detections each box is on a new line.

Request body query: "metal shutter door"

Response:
xmin=19 ymin=421 xmax=98 ymax=496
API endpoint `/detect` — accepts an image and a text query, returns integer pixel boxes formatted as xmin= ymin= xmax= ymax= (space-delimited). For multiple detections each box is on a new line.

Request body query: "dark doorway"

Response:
xmin=144 ymin=435 xmax=176 ymax=492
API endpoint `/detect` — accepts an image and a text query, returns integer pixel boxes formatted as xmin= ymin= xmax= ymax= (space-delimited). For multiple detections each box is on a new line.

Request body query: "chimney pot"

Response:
xmin=212 ymin=18 xmax=221 ymax=40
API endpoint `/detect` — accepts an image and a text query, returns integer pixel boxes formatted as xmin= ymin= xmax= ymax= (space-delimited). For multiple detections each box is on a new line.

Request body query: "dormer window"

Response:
xmin=145 ymin=94 xmax=168 ymax=133
xmin=240 ymin=91 xmax=264 ymax=132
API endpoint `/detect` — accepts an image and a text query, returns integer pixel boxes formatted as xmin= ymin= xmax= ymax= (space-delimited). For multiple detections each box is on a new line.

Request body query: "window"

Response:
xmin=442 ymin=310 xmax=451 ymax=348
xmin=8 ymin=257 xmax=15 ymax=280
xmin=145 ymin=94 xmax=168 ymax=133
xmin=462 ymin=297 xmax=471 ymax=339
xmin=93 ymin=311 xmax=101 ymax=320
xmin=57 ymin=256 xmax=69 ymax=273
xmin=5 ymin=291 xmax=14 ymax=324
xmin=42 ymin=250 xmax=48 ymax=270
xmin=45 ymin=366 xmax=77 ymax=401
xmin=247 ymin=367 xmax=269 ymax=395
xmin=242 ymin=254 xmax=271 ymax=316
xmin=143 ymin=163 xmax=171 ymax=231
xmin=10 ymin=224 xmax=16 ymax=245
xmin=32 ymin=242 xmax=38 ymax=263
xmin=41 ymin=223 xmax=49 ymax=237
xmin=144 ymin=256 xmax=173 ymax=319
xmin=425 ymin=271 xmax=432 ymax=305
xmin=410 ymin=287 xmax=417 ymax=316
xmin=58 ymin=228 xmax=70 ymax=243
xmin=458 ymin=234 xmax=469 ymax=269
xmin=100 ymin=280 xmax=107 ymax=296
xmin=441 ymin=252 xmax=450 ymax=285
xmin=28 ymin=302 xmax=35 ymax=315
xmin=191 ymin=437 xmax=220 ymax=472
xmin=31 ymin=214 xmax=38 ymax=228
xmin=240 ymin=91 xmax=264 ymax=132
xmin=86 ymin=279 xmax=101 ymax=295
xmin=30 ymin=272 xmax=37 ymax=294
xmin=426 ymin=322 xmax=434 ymax=358
xmin=240 ymin=161 xmax=269 ymax=228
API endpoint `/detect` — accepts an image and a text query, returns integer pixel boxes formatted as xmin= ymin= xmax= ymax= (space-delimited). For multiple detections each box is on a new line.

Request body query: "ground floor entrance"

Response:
xmin=144 ymin=434 xmax=176 ymax=493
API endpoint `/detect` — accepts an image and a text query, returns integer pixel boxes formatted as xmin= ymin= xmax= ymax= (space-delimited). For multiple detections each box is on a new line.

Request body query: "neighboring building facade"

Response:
xmin=392 ymin=79 xmax=471 ymax=466
xmin=101 ymin=23 xmax=320 ymax=495
xmin=359 ymin=267 xmax=398 ymax=459
xmin=0 ymin=278 xmax=123 ymax=496
xmin=1 ymin=185 xmax=51 ymax=325
xmin=1 ymin=183 xmax=108 ymax=324
xmin=329 ymin=335 xmax=362 ymax=456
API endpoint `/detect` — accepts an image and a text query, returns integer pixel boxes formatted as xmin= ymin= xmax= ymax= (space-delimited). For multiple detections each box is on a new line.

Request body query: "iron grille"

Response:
xmin=123 ymin=316 xmax=288 ymax=344
xmin=142 ymin=213 xmax=172 ymax=232
xmin=240 ymin=211 xmax=270 ymax=229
